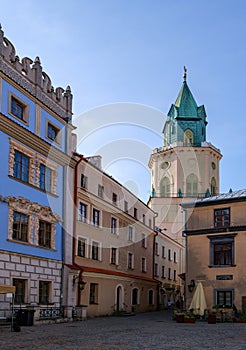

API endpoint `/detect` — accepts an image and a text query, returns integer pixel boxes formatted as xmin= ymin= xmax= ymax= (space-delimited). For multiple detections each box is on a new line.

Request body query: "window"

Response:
xmin=78 ymin=202 xmax=87 ymax=222
xmin=111 ymin=247 xmax=117 ymax=265
xmin=38 ymin=220 xmax=51 ymax=248
xmin=154 ymin=263 xmax=158 ymax=277
xmin=168 ymin=249 xmax=171 ymax=261
xmin=209 ymin=234 xmax=235 ymax=267
xmin=14 ymin=150 xmax=29 ymax=183
xmin=162 ymin=246 xmax=166 ymax=258
xmin=128 ymin=226 xmax=133 ymax=241
xmin=11 ymin=97 xmax=24 ymax=120
xmin=174 ymin=252 xmax=177 ymax=263
xmin=13 ymin=279 xmax=26 ymax=304
xmin=173 ymin=270 xmax=177 ymax=281
xmin=98 ymin=185 xmax=104 ymax=198
xmin=112 ymin=193 xmax=117 ymax=205
xmin=160 ymin=177 xmax=170 ymax=197
xmin=148 ymin=290 xmax=154 ymax=305
xmin=168 ymin=268 xmax=171 ymax=280
xmin=92 ymin=209 xmax=100 ymax=227
xmin=149 ymin=219 xmax=152 ymax=228
xmin=214 ymin=208 xmax=230 ymax=228
xmin=89 ymin=283 xmax=98 ymax=304
xmin=81 ymin=174 xmax=87 ymax=189
xmin=39 ymin=281 xmax=50 ymax=304
xmin=78 ymin=237 xmax=86 ymax=257
xmin=134 ymin=207 xmax=138 ymax=219
xmin=211 ymin=177 xmax=217 ymax=196
xmin=142 ymin=214 xmax=145 ymax=224
xmin=12 ymin=211 xmax=28 ymax=242
xmin=155 ymin=242 xmax=159 ymax=255
xmin=132 ymin=288 xmax=138 ymax=305
xmin=184 ymin=129 xmax=194 ymax=145
xmin=124 ymin=201 xmax=128 ymax=213
xmin=39 ymin=164 xmax=52 ymax=192
xmin=186 ymin=173 xmax=198 ymax=197
xmin=141 ymin=233 xmax=146 ymax=248
xmin=92 ymin=241 xmax=99 ymax=260
xmin=161 ymin=266 xmax=165 ymax=278
xmin=47 ymin=122 xmax=59 ymax=142
xmin=111 ymin=217 xmax=117 ymax=234
xmin=216 ymin=290 xmax=233 ymax=307
xmin=9 ymin=94 xmax=29 ymax=124
xmin=141 ymin=257 xmax=146 ymax=272
xmin=128 ymin=252 xmax=134 ymax=269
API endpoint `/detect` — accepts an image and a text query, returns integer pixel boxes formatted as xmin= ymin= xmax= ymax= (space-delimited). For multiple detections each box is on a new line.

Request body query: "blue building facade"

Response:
xmin=0 ymin=26 xmax=76 ymax=312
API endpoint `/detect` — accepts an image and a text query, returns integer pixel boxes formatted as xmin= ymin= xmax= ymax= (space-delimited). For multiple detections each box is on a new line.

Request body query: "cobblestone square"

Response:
xmin=0 ymin=311 xmax=245 ymax=350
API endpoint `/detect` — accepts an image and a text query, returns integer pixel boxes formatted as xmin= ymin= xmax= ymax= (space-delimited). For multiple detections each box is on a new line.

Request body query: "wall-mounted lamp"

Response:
xmin=73 ymin=275 xmax=86 ymax=291
xmin=188 ymin=279 xmax=195 ymax=293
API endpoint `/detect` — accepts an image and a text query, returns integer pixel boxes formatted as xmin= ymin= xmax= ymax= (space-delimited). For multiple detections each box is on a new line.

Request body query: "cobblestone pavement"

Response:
xmin=0 ymin=311 xmax=245 ymax=350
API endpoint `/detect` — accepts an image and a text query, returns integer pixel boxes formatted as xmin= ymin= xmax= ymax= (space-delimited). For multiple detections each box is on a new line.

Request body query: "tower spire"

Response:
xmin=183 ymin=66 xmax=187 ymax=81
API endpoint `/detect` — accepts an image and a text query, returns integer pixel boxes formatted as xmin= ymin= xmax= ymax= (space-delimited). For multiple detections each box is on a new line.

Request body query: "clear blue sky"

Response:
xmin=1 ymin=0 xmax=246 ymax=202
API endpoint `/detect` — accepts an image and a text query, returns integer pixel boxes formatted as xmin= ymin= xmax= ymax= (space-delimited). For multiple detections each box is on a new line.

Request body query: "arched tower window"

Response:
xmin=211 ymin=177 xmax=217 ymax=196
xmin=186 ymin=173 xmax=198 ymax=197
xmin=184 ymin=129 xmax=194 ymax=145
xmin=160 ymin=176 xmax=171 ymax=197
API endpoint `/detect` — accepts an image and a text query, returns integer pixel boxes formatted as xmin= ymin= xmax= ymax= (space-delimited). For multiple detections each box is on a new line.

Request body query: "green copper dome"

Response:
xmin=163 ymin=68 xmax=207 ymax=147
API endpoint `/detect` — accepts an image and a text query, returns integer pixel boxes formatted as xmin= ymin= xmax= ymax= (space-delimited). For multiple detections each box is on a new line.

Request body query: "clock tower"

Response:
xmin=148 ymin=68 xmax=222 ymax=242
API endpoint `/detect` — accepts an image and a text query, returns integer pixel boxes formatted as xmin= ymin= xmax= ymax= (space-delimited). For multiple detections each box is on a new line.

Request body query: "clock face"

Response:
xmin=161 ymin=161 xmax=169 ymax=170
xmin=212 ymin=162 xmax=216 ymax=170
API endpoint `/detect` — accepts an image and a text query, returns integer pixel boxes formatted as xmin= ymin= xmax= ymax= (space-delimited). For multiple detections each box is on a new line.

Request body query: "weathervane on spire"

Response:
xmin=183 ymin=66 xmax=187 ymax=81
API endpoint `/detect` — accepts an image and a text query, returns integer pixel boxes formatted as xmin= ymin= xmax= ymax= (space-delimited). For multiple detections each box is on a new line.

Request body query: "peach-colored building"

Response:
xmin=154 ymin=229 xmax=184 ymax=309
xmin=70 ymin=156 xmax=158 ymax=317
xmin=182 ymin=189 xmax=246 ymax=312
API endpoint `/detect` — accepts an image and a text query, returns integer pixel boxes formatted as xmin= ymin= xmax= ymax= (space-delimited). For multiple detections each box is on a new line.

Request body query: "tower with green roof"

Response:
xmin=148 ymin=68 xmax=222 ymax=242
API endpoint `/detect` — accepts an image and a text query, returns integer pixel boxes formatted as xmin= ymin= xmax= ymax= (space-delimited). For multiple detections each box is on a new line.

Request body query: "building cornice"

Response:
xmin=183 ymin=225 xmax=246 ymax=236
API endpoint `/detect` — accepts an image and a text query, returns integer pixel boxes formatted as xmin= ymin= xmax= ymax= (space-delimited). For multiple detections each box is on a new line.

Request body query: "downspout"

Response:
xmin=182 ymin=207 xmax=188 ymax=311
xmin=153 ymin=229 xmax=160 ymax=311
xmin=73 ymin=152 xmax=84 ymax=305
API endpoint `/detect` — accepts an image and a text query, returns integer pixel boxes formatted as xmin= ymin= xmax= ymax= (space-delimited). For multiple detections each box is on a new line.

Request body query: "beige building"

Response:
xmin=154 ymin=229 xmax=184 ymax=309
xmin=182 ymin=189 xmax=246 ymax=312
xmin=70 ymin=156 xmax=158 ymax=317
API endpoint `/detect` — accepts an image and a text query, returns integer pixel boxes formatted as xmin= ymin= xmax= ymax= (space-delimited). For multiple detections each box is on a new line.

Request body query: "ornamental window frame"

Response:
xmin=36 ymin=155 xmax=57 ymax=195
xmin=7 ymin=196 xmax=60 ymax=250
xmin=9 ymin=139 xmax=35 ymax=186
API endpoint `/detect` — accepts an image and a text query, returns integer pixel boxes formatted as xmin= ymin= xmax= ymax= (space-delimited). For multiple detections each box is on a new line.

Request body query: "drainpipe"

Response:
xmin=153 ymin=229 xmax=159 ymax=310
xmin=182 ymin=207 xmax=188 ymax=310
xmin=73 ymin=152 xmax=84 ymax=305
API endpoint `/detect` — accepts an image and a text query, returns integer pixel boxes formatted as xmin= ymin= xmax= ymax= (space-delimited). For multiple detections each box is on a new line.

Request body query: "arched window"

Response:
xmin=148 ymin=290 xmax=154 ymax=305
xmin=160 ymin=177 xmax=171 ymax=197
xmin=186 ymin=173 xmax=198 ymax=197
xmin=211 ymin=177 xmax=217 ymax=196
xmin=132 ymin=288 xmax=138 ymax=305
xmin=184 ymin=129 xmax=194 ymax=145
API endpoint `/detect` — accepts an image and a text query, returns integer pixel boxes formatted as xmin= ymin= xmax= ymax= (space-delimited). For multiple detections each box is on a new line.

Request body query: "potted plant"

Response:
xmin=184 ymin=314 xmax=196 ymax=323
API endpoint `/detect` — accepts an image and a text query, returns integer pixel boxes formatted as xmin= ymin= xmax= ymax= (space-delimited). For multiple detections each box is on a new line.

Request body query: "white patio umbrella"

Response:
xmin=189 ymin=282 xmax=207 ymax=316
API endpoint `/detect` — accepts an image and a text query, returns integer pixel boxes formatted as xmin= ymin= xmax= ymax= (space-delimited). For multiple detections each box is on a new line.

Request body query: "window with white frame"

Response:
xmin=162 ymin=246 xmax=166 ymax=259
xmin=111 ymin=217 xmax=117 ymax=234
xmin=154 ymin=263 xmax=159 ymax=277
xmin=92 ymin=208 xmax=100 ymax=227
xmin=155 ymin=242 xmax=159 ymax=255
xmin=112 ymin=192 xmax=117 ymax=205
xmin=128 ymin=252 xmax=134 ymax=269
xmin=168 ymin=268 xmax=171 ymax=280
xmin=47 ymin=121 xmax=61 ymax=144
xmin=174 ymin=251 xmax=177 ymax=263
xmin=141 ymin=233 xmax=147 ymax=248
xmin=124 ymin=201 xmax=128 ymax=213
xmin=38 ymin=220 xmax=52 ymax=248
xmin=161 ymin=265 xmax=165 ymax=278
xmin=141 ymin=257 xmax=147 ymax=272
xmin=168 ymin=249 xmax=172 ymax=261
xmin=13 ymin=150 xmax=29 ymax=183
xmin=78 ymin=237 xmax=87 ymax=258
xmin=128 ymin=226 xmax=134 ymax=241
xmin=39 ymin=163 xmax=52 ymax=192
xmin=39 ymin=281 xmax=51 ymax=304
xmin=92 ymin=241 xmax=100 ymax=260
xmin=13 ymin=278 xmax=27 ymax=304
xmin=81 ymin=174 xmax=88 ymax=189
xmin=98 ymin=184 xmax=104 ymax=198
xmin=110 ymin=247 xmax=118 ymax=265
xmin=89 ymin=283 xmax=98 ymax=304
xmin=78 ymin=202 xmax=87 ymax=222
